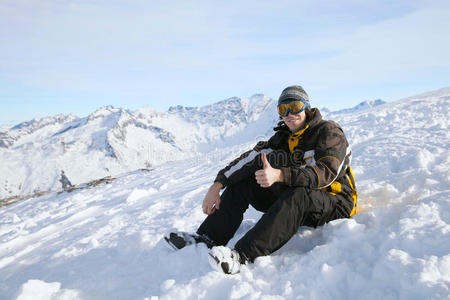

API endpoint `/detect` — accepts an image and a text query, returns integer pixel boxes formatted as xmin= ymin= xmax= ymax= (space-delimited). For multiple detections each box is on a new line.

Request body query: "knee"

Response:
xmin=227 ymin=176 xmax=256 ymax=191
xmin=280 ymin=187 xmax=309 ymax=205
xmin=220 ymin=181 xmax=251 ymax=211
xmin=280 ymin=187 xmax=317 ymax=216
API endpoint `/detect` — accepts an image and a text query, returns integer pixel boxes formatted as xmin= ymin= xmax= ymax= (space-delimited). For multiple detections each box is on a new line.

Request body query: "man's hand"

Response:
xmin=255 ymin=152 xmax=284 ymax=188
xmin=202 ymin=182 xmax=223 ymax=215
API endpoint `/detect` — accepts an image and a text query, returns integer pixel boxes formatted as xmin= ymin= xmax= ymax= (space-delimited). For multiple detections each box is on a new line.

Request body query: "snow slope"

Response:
xmin=0 ymin=88 xmax=449 ymax=299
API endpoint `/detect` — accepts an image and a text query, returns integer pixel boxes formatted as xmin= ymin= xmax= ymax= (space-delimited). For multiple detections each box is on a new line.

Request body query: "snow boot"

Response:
xmin=164 ymin=231 xmax=215 ymax=250
xmin=208 ymin=246 xmax=242 ymax=274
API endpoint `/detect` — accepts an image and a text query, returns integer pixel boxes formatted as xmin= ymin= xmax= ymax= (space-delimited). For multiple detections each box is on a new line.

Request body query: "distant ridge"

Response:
xmin=400 ymin=86 xmax=450 ymax=100
xmin=323 ymin=99 xmax=387 ymax=116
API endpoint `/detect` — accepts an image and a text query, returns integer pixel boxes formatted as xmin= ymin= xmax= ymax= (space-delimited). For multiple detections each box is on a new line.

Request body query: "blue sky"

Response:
xmin=1 ymin=0 xmax=450 ymax=125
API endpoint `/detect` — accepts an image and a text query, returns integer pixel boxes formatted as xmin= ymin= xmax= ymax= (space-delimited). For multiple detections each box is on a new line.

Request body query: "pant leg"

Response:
xmin=235 ymin=187 xmax=348 ymax=262
xmin=197 ymin=177 xmax=277 ymax=246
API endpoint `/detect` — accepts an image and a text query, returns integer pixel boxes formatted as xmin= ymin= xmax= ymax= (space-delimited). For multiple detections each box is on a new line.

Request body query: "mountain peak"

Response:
xmin=167 ymin=105 xmax=197 ymax=113
xmin=327 ymin=99 xmax=387 ymax=115
xmin=88 ymin=106 xmax=121 ymax=121
xmin=11 ymin=113 xmax=78 ymax=131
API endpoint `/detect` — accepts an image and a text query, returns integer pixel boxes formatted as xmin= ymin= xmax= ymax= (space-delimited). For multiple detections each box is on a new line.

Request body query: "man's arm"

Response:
xmin=214 ymin=140 xmax=276 ymax=189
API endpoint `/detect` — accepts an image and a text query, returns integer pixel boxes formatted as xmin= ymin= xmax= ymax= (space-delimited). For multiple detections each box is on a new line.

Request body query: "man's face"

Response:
xmin=282 ymin=110 xmax=307 ymax=131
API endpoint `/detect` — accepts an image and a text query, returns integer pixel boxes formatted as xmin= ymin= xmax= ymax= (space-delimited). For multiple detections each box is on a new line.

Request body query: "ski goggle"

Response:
xmin=277 ymin=99 xmax=307 ymax=117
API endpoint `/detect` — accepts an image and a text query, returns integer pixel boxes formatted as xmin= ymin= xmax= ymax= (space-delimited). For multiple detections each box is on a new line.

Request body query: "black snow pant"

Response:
xmin=197 ymin=176 xmax=352 ymax=262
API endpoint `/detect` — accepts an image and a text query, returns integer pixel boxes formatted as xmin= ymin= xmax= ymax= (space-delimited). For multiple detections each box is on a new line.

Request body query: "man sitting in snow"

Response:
xmin=165 ymin=85 xmax=358 ymax=274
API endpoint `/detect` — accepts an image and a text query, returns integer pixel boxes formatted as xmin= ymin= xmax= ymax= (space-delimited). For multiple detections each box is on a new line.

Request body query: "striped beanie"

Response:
xmin=278 ymin=85 xmax=311 ymax=109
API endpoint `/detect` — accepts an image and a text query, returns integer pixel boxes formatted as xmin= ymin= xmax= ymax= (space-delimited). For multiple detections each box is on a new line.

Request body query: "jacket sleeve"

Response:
xmin=214 ymin=134 xmax=288 ymax=188
xmin=281 ymin=122 xmax=351 ymax=189
xmin=214 ymin=140 xmax=268 ymax=188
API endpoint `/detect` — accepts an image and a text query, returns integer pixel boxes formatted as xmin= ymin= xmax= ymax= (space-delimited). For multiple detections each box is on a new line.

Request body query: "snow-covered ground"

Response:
xmin=0 ymin=89 xmax=449 ymax=299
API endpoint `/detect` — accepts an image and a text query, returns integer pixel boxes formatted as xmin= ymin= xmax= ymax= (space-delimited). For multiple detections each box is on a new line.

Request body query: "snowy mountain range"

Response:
xmin=1 ymin=86 xmax=448 ymax=299
xmin=0 ymin=94 xmax=275 ymax=199
xmin=0 ymin=94 xmax=388 ymax=200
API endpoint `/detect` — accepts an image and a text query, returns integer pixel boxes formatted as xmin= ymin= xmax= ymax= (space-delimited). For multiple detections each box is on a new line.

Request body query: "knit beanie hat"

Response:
xmin=278 ymin=85 xmax=311 ymax=109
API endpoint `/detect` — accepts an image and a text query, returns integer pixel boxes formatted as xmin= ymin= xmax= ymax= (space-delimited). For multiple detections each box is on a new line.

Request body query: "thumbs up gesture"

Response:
xmin=255 ymin=152 xmax=284 ymax=188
